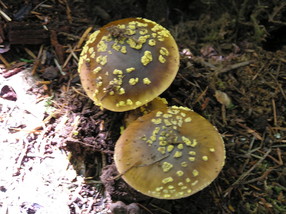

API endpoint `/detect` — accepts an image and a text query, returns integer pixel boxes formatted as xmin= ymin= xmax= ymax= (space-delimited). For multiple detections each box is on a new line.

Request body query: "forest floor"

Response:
xmin=0 ymin=1 xmax=285 ymax=214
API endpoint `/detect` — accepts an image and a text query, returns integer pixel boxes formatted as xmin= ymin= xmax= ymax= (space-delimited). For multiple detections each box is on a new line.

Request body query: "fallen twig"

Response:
xmin=224 ymin=148 xmax=272 ymax=197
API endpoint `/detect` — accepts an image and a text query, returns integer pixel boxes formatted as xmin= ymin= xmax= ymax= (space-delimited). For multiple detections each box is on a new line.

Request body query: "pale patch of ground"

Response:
xmin=0 ymin=69 xmax=110 ymax=214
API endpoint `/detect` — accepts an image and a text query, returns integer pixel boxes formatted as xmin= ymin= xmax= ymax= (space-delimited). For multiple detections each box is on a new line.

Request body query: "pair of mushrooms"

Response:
xmin=78 ymin=18 xmax=225 ymax=200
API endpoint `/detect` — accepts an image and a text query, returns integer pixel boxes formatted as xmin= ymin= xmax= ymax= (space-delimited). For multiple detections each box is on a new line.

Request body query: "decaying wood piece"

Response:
xmin=7 ymin=22 xmax=49 ymax=45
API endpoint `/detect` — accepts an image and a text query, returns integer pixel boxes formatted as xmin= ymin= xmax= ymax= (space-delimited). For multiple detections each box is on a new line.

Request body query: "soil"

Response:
xmin=0 ymin=1 xmax=285 ymax=214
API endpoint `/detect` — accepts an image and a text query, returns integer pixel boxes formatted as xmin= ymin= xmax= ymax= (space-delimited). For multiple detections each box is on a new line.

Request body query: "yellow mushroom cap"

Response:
xmin=114 ymin=106 xmax=225 ymax=199
xmin=78 ymin=18 xmax=179 ymax=112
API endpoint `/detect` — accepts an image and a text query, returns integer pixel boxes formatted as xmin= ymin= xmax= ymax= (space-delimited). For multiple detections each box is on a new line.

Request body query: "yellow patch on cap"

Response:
xmin=141 ymin=50 xmax=153 ymax=66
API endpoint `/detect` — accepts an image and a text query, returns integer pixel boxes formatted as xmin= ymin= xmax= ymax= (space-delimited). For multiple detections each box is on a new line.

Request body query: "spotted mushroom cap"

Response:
xmin=78 ymin=18 xmax=180 ymax=112
xmin=124 ymin=97 xmax=168 ymax=127
xmin=114 ymin=106 xmax=225 ymax=199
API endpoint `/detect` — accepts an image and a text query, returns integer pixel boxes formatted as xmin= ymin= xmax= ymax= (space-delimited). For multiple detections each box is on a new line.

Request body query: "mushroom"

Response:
xmin=123 ymin=96 xmax=168 ymax=127
xmin=78 ymin=18 xmax=180 ymax=112
xmin=114 ymin=106 xmax=225 ymax=199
